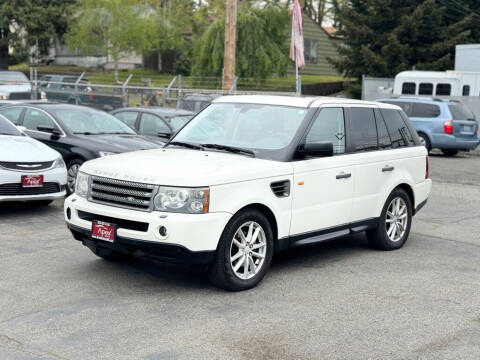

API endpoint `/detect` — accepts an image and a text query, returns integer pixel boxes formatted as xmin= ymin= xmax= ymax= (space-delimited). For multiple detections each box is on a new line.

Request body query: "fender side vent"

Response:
xmin=270 ymin=180 xmax=290 ymax=198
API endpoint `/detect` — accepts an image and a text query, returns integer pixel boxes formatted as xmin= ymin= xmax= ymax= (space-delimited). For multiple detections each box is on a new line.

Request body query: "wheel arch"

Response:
xmin=232 ymin=203 xmax=279 ymax=244
xmin=395 ymin=183 xmax=415 ymax=210
xmin=377 ymin=181 xmax=416 ymax=217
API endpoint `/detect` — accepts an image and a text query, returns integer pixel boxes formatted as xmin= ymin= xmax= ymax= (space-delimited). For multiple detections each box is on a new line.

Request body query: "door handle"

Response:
xmin=382 ymin=166 xmax=395 ymax=172
xmin=336 ymin=172 xmax=352 ymax=180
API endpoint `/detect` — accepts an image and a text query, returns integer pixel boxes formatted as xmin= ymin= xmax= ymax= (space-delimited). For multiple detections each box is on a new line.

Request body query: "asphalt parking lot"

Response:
xmin=1 ymin=150 xmax=479 ymax=360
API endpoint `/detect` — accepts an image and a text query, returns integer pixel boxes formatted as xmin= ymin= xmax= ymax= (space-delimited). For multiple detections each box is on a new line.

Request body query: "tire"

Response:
xmin=442 ymin=149 xmax=458 ymax=157
xmin=208 ymin=209 xmax=274 ymax=291
xmin=418 ymin=133 xmax=431 ymax=152
xmin=66 ymin=159 xmax=84 ymax=195
xmin=366 ymin=188 xmax=413 ymax=251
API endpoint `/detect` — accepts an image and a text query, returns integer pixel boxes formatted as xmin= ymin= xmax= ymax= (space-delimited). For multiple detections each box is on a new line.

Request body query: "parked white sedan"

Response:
xmin=0 ymin=114 xmax=67 ymax=204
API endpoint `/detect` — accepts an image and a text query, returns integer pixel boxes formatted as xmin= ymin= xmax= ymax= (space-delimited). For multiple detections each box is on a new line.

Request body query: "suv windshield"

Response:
xmin=51 ymin=108 xmax=136 ymax=135
xmin=173 ymin=103 xmax=307 ymax=154
xmin=0 ymin=71 xmax=29 ymax=85
xmin=448 ymin=103 xmax=475 ymax=120
xmin=0 ymin=115 xmax=22 ymax=136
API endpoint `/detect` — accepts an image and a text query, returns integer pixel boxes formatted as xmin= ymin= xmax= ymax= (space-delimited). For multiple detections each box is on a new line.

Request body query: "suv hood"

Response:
xmin=0 ymin=135 xmax=60 ymax=162
xmin=81 ymin=148 xmax=293 ymax=186
xmin=74 ymin=134 xmax=165 ymax=152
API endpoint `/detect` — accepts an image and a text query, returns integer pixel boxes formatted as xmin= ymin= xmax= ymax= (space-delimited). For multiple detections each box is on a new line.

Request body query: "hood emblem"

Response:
xmin=127 ymin=196 xmax=135 ymax=203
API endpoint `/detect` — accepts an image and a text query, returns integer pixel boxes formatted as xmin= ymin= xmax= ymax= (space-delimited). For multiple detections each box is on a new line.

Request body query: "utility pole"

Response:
xmin=222 ymin=0 xmax=237 ymax=90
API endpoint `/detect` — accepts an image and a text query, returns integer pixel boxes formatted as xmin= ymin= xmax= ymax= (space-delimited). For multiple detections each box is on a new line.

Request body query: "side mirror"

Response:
xmin=37 ymin=126 xmax=61 ymax=140
xmin=299 ymin=141 xmax=334 ymax=158
xmin=157 ymin=131 xmax=172 ymax=139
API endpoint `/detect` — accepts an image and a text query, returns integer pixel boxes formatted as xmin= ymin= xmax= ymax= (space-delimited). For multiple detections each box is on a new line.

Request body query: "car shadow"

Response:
xmin=0 ymin=200 xmax=63 ymax=218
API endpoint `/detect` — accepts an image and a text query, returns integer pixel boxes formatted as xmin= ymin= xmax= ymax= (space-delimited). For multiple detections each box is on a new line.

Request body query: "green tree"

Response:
xmin=331 ymin=0 xmax=471 ymax=97
xmin=192 ymin=6 xmax=290 ymax=81
xmin=65 ymin=0 xmax=155 ymax=71
xmin=0 ymin=0 xmax=74 ymax=69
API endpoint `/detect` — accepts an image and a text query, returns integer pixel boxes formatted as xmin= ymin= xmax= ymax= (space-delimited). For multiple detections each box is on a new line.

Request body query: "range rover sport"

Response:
xmin=64 ymin=95 xmax=432 ymax=291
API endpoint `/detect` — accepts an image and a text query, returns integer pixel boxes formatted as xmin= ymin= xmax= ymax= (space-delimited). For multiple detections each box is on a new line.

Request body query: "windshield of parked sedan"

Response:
xmin=166 ymin=115 xmax=193 ymax=131
xmin=0 ymin=72 xmax=29 ymax=85
xmin=173 ymin=103 xmax=307 ymax=150
xmin=0 ymin=115 xmax=22 ymax=136
xmin=51 ymin=108 xmax=136 ymax=135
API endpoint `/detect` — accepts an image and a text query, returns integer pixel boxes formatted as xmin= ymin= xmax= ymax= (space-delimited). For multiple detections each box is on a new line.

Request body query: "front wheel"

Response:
xmin=209 ymin=209 xmax=274 ymax=291
xmin=66 ymin=159 xmax=84 ymax=195
xmin=366 ymin=188 xmax=413 ymax=250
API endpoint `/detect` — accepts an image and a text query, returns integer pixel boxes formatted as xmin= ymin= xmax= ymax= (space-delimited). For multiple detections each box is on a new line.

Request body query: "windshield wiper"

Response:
xmin=73 ymin=131 xmax=97 ymax=135
xmin=201 ymin=143 xmax=255 ymax=157
xmin=167 ymin=141 xmax=204 ymax=150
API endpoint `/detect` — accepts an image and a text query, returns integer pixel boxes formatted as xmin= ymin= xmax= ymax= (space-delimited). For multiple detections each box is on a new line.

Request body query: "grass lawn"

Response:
xmin=10 ymin=63 xmax=347 ymax=90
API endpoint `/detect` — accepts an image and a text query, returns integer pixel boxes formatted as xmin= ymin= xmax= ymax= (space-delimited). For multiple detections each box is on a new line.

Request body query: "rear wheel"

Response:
xmin=442 ymin=149 xmax=458 ymax=157
xmin=208 ymin=209 xmax=274 ymax=291
xmin=366 ymin=188 xmax=413 ymax=250
xmin=66 ymin=159 xmax=84 ymax=195
xmin=418 ymin=133 xmax=431 ymax=152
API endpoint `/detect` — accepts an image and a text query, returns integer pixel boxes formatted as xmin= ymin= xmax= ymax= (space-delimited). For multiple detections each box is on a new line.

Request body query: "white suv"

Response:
xmin=65 ymin=96 xmax=432 ymax=291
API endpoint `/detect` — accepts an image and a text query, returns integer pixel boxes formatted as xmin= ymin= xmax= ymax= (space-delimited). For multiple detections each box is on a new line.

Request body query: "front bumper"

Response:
xmin=0 ymin=167 xmax=67 ymax=202
xmin=64 ymin=195 xmax=232 ymax=258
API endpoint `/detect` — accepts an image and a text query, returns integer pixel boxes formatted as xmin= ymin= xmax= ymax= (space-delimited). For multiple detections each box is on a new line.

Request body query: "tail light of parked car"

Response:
xmin=444 ymin=120 xmax=453 ymax=134
xmin=426 ymin=156 xmax=429 ymax=179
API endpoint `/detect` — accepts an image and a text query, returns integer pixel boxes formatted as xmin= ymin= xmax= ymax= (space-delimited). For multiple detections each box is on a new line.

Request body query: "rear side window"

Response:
xmin=462 ymin=85 xmax=470 ymax=96
xmin=381 ymin=101 xmax=413 ymax=116
xmin=350 ymin=108 xmax=378 ymax=152
xmin=411 ymin=103 xmax=440 ymax=118
xmin=401 ymin=82 xmax=416 ymax=95
xmin=419 ymin=83 xmax=433 ymax=95
xmin=0 ymin=107 xmax=23 ymax=125
xmin=448 ymin=104 xmax=475 ymax=120
xmin=381 ymin=109 xmax=415 ymax=148
xmin=375 ymin=113 xmax=392 ymax=149
xmin=436 ymin=83 xmax=451 ymax=96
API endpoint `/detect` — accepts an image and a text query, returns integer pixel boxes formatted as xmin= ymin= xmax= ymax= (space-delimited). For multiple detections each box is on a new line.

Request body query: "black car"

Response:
xmin=111 ymin=107 xmax=194 ymax=140
xmin=0 ymin=103 xmax=164 ymax=194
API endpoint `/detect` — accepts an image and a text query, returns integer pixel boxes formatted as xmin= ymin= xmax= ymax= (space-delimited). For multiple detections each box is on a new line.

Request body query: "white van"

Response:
xmin=64 ymin=96 xmax=432 ymax=291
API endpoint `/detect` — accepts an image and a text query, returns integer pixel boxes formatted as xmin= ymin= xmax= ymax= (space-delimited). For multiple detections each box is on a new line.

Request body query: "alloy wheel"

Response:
xmin=67 ymin=164 xmax=81 ymax=194
xmin=385 ymin=197 xmax=408 ymax=242
xmin=229 ymin=221 xmax=267 ymax=280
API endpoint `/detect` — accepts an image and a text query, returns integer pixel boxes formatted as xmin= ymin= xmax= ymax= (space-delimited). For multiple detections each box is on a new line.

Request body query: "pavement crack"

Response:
xmin=0 ymin=334 xmax=71 ymax=360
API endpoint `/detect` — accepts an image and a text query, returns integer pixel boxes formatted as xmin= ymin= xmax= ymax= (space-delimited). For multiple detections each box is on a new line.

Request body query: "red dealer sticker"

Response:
xmin=91 ymin=221 xmax=116 ymax=243
xmin=22 ymin=175 xmax=44 ymax=188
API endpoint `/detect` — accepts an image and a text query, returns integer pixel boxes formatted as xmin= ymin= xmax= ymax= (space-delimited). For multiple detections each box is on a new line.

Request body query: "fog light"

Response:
xmin=159 ymin=226 xmax=167 ymax=237
xmin=66 ymin=207 xmax=71 ymax=220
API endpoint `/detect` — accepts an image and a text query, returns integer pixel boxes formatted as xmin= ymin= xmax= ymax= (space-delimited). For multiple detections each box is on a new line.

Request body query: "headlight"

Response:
xmin=53 ymin=157 xmax=66 ymax=168
xmin=154 ymin=187 xmax=209 ymax=214
xmin=99 ymin=151 xmax=116 ymax=157
xmin=40 ymin=91 xmax=47 ymax=100
xmin=75 ymin=172 xmax=89 ymax=198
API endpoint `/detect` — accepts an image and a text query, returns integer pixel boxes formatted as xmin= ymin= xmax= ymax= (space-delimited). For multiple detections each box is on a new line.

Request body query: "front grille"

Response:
xmin=0 ymin=182 xmax=61 ymax=196
xmin=8 ymin=92 xmax=31 ymax=100
xmin=89 ymin=176 xmax=156 ymax=211
xmin=0 ymin=161 xmax=54 ymax=171
xmin=77 ymin=210 xmax=149 ymax=232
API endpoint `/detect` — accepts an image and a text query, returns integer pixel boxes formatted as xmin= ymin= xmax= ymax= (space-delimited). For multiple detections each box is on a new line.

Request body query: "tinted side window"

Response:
xmin=381 ymin=109 xmax=413 ymax=148
xmin=0 ymin=107 xmax=23 ymax=125
xmin=419 ymin=83 xmax=433 ymax=95
xmin=462 ymin=85 xmax=470 ymax=96
xmin=114 ymin=111 xmax=138 ymax=129
xmin=448 ymin=104 xmax=475 ymax=120
xmin=402 ymin=82 xmax=416 ymax=95
xmin=139 ymin=113 xmax=170 ymax=135
xmin=411 ymin=103 xmax=440 ymax=118
xmin=375 ymin=112 xmax=392 ymax=149
xmin=436 ymin=83 xmax=451 ymax=96
xmin=306 ymin=108 xmax=345 ymax=155
xmin=23 ymin=109 xmax=58 ymax=132
xmin=350 ymin=108 xmax=378 ymax=152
